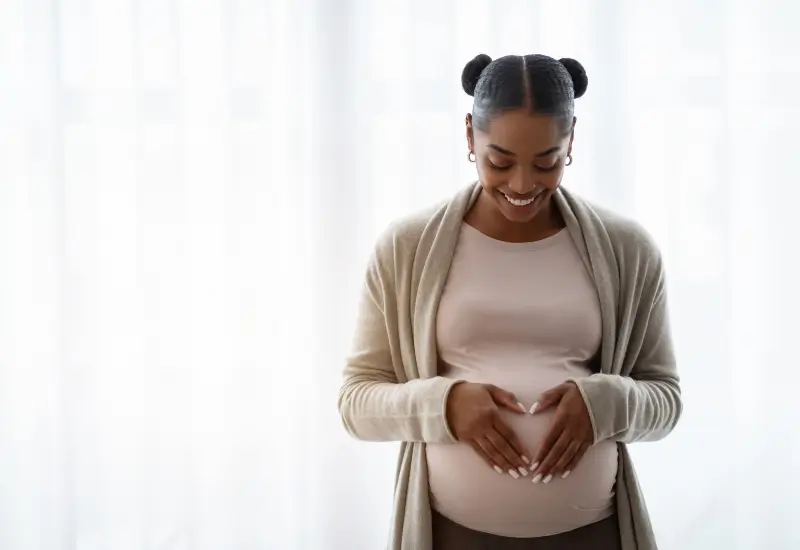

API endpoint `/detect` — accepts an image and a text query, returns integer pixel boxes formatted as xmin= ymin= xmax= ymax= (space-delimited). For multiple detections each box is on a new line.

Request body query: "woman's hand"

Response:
xmin=446 ymin=382 xmax=532 ymax=478
xmin=529 ymin=381 xmax=593 ymax=483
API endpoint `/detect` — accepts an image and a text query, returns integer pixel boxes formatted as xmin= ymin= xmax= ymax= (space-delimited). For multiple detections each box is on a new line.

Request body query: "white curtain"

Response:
xmin=1 ymin=1 xmax=798 ymax=548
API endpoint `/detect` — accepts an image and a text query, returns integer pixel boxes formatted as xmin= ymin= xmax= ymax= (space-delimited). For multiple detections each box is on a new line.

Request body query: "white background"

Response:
xmin=0 ymin=1 xmax=798 ymax=549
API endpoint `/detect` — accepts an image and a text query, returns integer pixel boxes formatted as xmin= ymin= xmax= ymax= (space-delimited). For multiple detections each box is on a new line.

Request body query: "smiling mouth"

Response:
xmin=501 ymin=190 xmax=542 ymax=207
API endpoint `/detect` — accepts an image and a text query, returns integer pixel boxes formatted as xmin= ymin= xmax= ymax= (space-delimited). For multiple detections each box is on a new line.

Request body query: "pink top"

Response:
xmin=426 ymin=223 xmax=618 ymax=538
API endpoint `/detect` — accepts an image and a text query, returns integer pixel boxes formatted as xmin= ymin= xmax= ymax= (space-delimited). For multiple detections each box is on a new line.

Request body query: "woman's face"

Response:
xmin=467 ymin=110 xmax=574 ymax=224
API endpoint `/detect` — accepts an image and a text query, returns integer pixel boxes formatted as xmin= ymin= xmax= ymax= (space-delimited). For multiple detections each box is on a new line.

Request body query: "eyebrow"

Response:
xmin=487 ymin=144 xmax=560 ymax=158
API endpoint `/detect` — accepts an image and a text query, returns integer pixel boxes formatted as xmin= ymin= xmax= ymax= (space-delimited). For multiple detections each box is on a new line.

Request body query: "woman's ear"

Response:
xmin=465 ymin=113 xmax=475 ymax=153
xmin=567 ymin=116 xmax=577 ymax=156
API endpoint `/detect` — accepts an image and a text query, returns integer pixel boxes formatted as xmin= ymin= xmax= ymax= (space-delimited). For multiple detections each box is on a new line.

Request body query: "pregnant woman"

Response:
xmin=338 ymin=53 xmax=682 ymax=550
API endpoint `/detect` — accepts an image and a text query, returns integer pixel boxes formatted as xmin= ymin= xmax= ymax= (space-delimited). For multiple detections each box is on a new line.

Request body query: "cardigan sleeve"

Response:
xmin=571 ymin=257 xmax=683 ymax=444
xmin=337 ymin=247 xmax=461 ymax=444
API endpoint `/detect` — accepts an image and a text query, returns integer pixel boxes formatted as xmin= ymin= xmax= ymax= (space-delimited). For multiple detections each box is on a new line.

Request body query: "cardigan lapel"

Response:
xmin=554 ymin=188 xmax=620 ymax=375
xmin=412 ymin=184 xmax=482 ymax=379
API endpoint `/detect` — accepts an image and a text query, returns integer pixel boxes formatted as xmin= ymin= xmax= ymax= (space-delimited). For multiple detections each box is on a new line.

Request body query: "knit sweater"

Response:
xmin=338 ymin=181 xmax=682 ymax=550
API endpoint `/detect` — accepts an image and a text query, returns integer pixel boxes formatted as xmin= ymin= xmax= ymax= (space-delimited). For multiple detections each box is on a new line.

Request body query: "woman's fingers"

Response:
xmin=532 ymin=430 xmax=572 ymax=484
xmin=469 ymin=431 xmax=587 ymax=482
xmin=493 ymin=416 xmax=532 ymax=468
xmin=463 ymin=400 xmax=590 ymax=482
xmin=485 ymin=385 xmax=527 ymax=414
xmin=473 ymin=438 xmax=517 ymax=476
xmin=563 ymin=442 xmax=591 ymax=477
xmin=551 ymin=440 xmax=582 ymax=478
xmin=532 ymin=415 xmax=565 ymax=469
xmin=467 ymin=440 xmax=503 ymax=474
xmin=485 ymin=430 xmax=528 ymax=477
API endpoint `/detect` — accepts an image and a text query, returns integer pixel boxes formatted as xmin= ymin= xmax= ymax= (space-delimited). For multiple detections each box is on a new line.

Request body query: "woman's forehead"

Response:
xmin=478 ymin=111 xmax=566 ymax=153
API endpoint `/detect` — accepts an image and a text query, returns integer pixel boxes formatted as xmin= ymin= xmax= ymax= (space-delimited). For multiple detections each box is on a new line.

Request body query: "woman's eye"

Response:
xmin=535 ymin=164 xmax=558 ymax=173
xmin=488 ymin=160 xmax=512 ymax=171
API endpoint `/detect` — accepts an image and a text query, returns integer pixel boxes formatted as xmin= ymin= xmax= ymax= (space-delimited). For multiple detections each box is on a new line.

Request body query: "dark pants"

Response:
xmin=432 ymin=510 xmax=622 ymax=550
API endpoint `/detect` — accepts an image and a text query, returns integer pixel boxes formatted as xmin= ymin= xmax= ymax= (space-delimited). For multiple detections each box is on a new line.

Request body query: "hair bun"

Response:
xmin=461 ymin=54 xmax=492 ymax=96
xmin=558 ymin=58 xmax=588 ymax=98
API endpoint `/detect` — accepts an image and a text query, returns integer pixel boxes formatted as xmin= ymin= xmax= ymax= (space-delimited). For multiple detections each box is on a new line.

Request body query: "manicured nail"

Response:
xmin=517 ymin=401 xmax=526 ymax=413
xmin=494 ymin=465 xmax=504 ymax=475
xmin=521 ymin=456 xmax=531 ymax=464
xmin=518 ymin=467 xmax=528 ymax=476
xmin=508 ymin=469 xmax=520 ymax=479
xmin=530 ymin=461 xmax=539 ymax=471
xmin=532 ymin=473 xmax=542 ymax=484
xmin=562 ymin=470 xmax=571 ymax=479
xmin=543 ymin=474 xmax=553 ymax=484
xmin=528 ymin=402 xmax=539 ymax=414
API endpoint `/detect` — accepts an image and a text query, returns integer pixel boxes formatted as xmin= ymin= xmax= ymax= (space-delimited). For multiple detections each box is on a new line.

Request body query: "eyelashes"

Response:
xmin=487 ymin=160 xmax=512 ymax=171
xmin=487 ymin=160 xmax=559 ymax=173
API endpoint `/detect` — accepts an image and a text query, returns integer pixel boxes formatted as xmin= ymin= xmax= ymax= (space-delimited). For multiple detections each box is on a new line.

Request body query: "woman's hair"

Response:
xmin=462 ymin=54 xmax=588 ymax=132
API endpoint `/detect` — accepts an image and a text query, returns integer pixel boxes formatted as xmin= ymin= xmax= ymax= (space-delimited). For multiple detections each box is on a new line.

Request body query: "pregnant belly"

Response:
xmin=426 ymin=407 xmax=618 ymax=538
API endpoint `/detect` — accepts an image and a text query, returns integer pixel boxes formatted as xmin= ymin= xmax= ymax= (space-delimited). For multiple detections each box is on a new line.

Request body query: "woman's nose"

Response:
xmin=507 ymin=170 xmax=536 ymax=195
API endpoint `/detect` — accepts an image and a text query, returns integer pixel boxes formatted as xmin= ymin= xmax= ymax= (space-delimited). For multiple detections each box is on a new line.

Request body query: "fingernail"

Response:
xmin=528 ymin=402 xmax=539 ymax=414
xmin=493 ymin=465 xmax=504 ymax=475
xmin=521 ymin=455 xmax=531 ymax=464
xmin=518 ymin=467 xmax=528 ymax=476
xmin=532 ymin=473 xmax=542 ymax=484
xmin=508 ymin=469 xmax=520 ymax=479
xmin=530 ymin=461 xmax=539 ymax=471
xmin=516 ymin=401 xmax=526 ymax=413
xmin=562 ymin=470 xmax=571 ymax=479
xmin=543 ymin=474 xmax=553 ymax=484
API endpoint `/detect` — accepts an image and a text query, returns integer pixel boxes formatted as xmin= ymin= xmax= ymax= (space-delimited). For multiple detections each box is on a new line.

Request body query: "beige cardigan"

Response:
xmin=338 ymin=182 xmax=682 ymax=550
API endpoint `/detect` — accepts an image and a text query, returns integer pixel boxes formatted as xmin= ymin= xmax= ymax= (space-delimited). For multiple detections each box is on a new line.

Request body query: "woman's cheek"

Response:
xmin=543 ymin=169 xmax=565 ymax=190
xmin=477 ymin=167 xmax=505 ymax=188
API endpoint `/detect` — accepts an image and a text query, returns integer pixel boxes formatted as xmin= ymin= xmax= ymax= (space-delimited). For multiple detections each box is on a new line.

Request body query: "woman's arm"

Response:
xmin=571 ymin=268 xmax=683 ymax=444
xmin=337 ymin=252 xmax=461 ymax=443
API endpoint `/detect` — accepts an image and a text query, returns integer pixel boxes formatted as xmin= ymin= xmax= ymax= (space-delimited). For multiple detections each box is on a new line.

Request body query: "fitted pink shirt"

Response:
xmin=426 ymin=223 xmax=618 ymax=538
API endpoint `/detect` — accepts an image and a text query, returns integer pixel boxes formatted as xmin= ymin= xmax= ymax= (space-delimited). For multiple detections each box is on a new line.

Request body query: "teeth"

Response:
xmin=503 ymin=193 xmax=537 ymax=207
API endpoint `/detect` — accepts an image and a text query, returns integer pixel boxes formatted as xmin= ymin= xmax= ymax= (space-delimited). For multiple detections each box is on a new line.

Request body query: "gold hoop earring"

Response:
xmin=468 ymin=152 xmax=476 ymax=163
xmin=565 ymin=154 xmax=573 ymax=166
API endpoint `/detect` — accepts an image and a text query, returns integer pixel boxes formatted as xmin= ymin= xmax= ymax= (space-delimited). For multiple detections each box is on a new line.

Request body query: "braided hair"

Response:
xmin=462 ymin=54 xmax=588 ymax=132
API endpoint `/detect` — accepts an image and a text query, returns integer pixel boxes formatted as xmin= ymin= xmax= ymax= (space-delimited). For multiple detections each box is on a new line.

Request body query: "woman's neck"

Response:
xmin=464 ymin=189 xmax=565 ymax=243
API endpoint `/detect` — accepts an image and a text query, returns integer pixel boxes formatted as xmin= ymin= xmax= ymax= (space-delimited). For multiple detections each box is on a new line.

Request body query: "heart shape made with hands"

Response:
xmin=494 ymin=381 xmax=594 ymax=483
